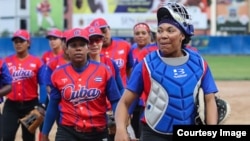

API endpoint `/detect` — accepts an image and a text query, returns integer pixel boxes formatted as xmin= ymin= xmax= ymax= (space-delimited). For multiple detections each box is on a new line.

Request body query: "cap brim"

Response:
xmin=46 ymin=35 xmax=61 ymax=39
xmin=99 ymin=25 xmax=109 ymax=29
xmin=11 ymin=36 xmax=28 ymax=41
xmin=89 ymin=33 xmax=103 ymax=37
xmin=66 ymin=36 xmax=89 ymax=44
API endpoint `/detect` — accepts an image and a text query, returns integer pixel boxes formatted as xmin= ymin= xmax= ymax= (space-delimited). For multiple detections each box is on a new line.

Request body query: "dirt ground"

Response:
xmin=13 ymin=80 xmax=250 ymax=140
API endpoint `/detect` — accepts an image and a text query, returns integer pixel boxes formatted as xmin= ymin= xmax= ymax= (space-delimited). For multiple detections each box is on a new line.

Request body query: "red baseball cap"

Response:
xmin=66 ymin=28 xmax=89 ymax=43
xmin=90 ymin=18 xmax=109 ymax=29
xmin=62 ymin=29 xmax=70 ymax=40
xmin=85 ymin=25 xmax=103 ymax=37
xmin=46 ymin=28 xmax=63 ymax=39
xmin=12 ymin=30 xmax=30 ymax=41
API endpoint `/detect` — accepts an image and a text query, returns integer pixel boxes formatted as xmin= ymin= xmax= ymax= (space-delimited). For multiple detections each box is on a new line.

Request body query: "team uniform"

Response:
xmin=39 ymin=28 xmax=65 ymax=141
xmin=115 ymin=2 xmax=221 ymax=141
xmin=0 ymin=59 xmax=12 ymax=101
xmin=136 ymin=43 xmax=158 ymax=65
xmin=2 ymin=54 xmax=46 ymax=141
xmin=127 ymin=49 xmax=217 ymax=138
xmin=101 ymin=38 xmax=134 ymax=86
xmin=42 ymin=28 xmax=64 ymax=64
xmin=41 ymin=48 xmax=64 ymax=64
xmin=130 ymin=42 xmax=158 ymax=138
xmin=42 ymin=61 xmax=121 ymax=140
xmin=100 ymin=55 xmax=124 ymax=110
xmin=42 ymin=28 xmax=121 ymax=141
xmin=44 ymin=54 xmax=69 ymax=86
xmin=0 ymin=59 xmax=13 ymax=140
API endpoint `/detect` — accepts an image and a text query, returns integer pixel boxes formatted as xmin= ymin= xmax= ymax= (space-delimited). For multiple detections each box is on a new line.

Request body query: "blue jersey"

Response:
xmin=0 ymin=59 xmax=13 ymax=102
xmin=126 ymin=49 xmax=218 ymax=133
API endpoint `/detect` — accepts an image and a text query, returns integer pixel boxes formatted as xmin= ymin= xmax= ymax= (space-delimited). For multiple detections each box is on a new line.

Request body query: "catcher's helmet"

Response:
xmin=157 ymin=2 xmax=194 ymax=36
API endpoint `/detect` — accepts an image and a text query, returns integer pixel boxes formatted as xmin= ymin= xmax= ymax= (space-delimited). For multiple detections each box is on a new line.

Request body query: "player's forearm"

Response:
xmin=115 ymin=89 xmax=138 ymax=134
xmin=205 ymin=94 xmax=218 ymax=125
xmin=115 ymin=102 xmax=130 ymax=131
xmin=0 ymin=84 xmax=12 ymax=96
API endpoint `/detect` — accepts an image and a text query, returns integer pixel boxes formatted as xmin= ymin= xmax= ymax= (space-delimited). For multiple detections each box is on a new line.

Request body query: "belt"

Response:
xmin=7 ymin=98 xmax=38 ymax=105
xmin=74 ymin=126 xmax=107 ymax=133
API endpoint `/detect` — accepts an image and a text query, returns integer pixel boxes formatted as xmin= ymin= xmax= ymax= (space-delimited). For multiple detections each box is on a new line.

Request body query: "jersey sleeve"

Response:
xmin=49 ymin=84 xmax=61 ymax=100
xmin=50 ymin=71 xmax=62 ymax=100
xmin=0 ymin=61 xmax=12 ymax=85
xmin=44 ymin=64 xmax=53 ymax=86
xmin=38 ymin=64 xmax=46 ymax=85
xmin=42 ymin=96 xmax=60 ymax=135
xmin=127 ymin=47 xmax=134 ymax=70
xmin=201 ymin=65 xmax=218 ymax=94
xmin=111 ymin=60 xmax=124 ymax=95
xmin=106 ymin=75 xmax=121 ymax=112
xmin=38 ymin=64 xmax=47 ymax=104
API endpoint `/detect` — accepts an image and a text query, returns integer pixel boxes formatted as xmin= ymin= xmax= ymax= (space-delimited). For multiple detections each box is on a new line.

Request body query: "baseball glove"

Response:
xmin=20 ymin=105 xmax=45 ymax=134
xmin=195 ymin=89 xmax=231 ymax=125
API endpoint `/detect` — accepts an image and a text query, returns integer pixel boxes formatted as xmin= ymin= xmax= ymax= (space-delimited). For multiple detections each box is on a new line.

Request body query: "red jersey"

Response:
xmin=100 ymin=55 xmax=124 ymax=110
xmin=131 ymin=46 xmax=142 ymax=65
xmin=50 ymin=61 xmax=121 ymax=130
xmin=100 ymin=55 xmax=116 ymax=78
xmin=137 ymin=43 xmax=158 ymax=62
xmin=41 ymin=50 xmax=64 ymax=64
xmin=47 ymin=55 xmax=68 ymax=71
xmin=100 ymin=38 xmax=134 ymax=86
xmin=44 ymin=55 xmax=69 ymax=86
xmin=5 ymin=54 xmax=44 ymax=101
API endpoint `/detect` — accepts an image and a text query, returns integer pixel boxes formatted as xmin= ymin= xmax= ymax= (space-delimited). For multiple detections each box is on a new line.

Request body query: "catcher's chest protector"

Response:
xmin=144 ymin=50 xmax=204 ymax=134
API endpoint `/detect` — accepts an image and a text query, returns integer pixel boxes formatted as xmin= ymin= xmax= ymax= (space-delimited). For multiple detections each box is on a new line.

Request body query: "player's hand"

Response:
xmin=114 ymin=128 xmax=130 ymax=141
xmin=41 ymin=134 xmax=50 ymax=141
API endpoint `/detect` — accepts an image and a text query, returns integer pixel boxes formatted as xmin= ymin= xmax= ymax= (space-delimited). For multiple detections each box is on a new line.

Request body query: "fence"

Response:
xmin=1 ymin=36 xmax=250 ymax=58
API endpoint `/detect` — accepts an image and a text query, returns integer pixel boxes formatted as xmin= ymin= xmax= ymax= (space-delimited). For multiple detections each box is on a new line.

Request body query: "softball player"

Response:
xmin=85 ymin=25 xmax=124 ymax=108
xmin=85 ymin=25 xmax=137 ymax=141
xmin=130 ymin=22 xmax=157 ymax=139
xmin=44 ymin=30 xmax=69 ymax=93
xmin=0 ymin=58 xmax=13 ymax=140
xmin=39 ymin=29 xmax=70 ymax=141
xmin=2 ymin=29 xmax=47 ymax=141
xmin=90 ymin=18 xmax=134 ymax=87
xmin=41 ymin=28 xmax=64 ymax=64
xmin=115 ymin=2 xmax=218 ymax=141
xmin=41 ymin=28 xmax=121 ymax=141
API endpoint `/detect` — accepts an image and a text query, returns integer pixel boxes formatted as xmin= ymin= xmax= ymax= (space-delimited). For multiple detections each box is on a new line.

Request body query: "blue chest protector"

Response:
xmin=144 ymin=49 xmax=205 ymax=134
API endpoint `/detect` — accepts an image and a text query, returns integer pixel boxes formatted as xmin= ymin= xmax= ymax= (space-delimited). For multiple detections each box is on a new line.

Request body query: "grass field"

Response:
xmin=203 ymin=55 xmax=250 ymax=80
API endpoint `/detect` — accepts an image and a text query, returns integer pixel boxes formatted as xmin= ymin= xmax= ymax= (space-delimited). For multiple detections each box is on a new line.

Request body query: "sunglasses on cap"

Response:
xmin=89 ymin=37 xmax=103 ymax=45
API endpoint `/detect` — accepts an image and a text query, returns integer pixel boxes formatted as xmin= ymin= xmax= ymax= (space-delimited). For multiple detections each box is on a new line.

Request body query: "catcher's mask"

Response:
xmin=157 ymin=2 xmax=194 ymax=37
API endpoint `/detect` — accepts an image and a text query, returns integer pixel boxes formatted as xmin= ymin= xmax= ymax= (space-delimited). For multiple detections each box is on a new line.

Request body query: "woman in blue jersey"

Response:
xmin=115 ymin=2 xmax=219 ymax=141
xmin=0 ymin=59 xmax=12 ymax=140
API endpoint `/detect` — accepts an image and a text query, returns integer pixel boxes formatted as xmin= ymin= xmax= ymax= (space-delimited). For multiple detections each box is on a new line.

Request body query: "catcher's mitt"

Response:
xmin=20 ymin=105 xmax=45 ymax=134
xmin=195 ymin=90 xmax=231 ymax=125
